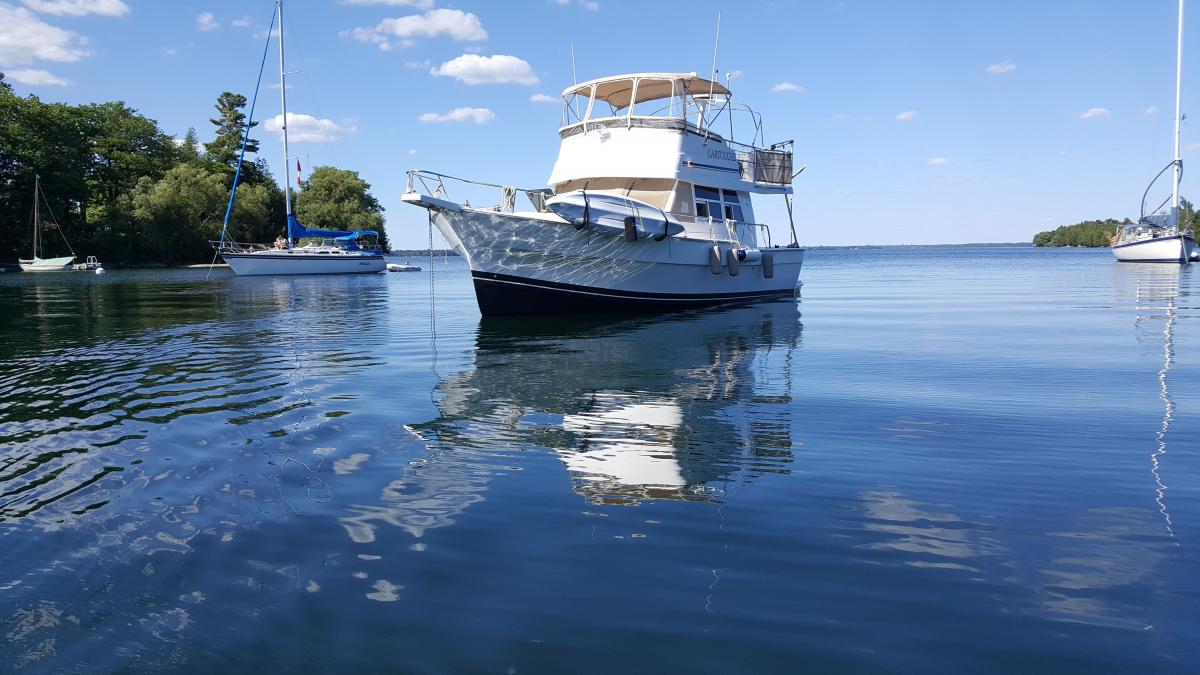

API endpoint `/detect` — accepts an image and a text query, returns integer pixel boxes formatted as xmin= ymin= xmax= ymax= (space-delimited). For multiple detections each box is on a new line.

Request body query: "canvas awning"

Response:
xmin=562 ymin=73 xmax=731 ymax=109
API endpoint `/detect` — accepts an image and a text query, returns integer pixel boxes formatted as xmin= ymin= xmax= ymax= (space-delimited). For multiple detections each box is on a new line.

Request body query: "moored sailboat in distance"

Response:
xmin=1113 ymin=0 xmax=1198 ymax=263
xmin=212 ymin=0 xmax=385 ymax=276
xmin=402 ymin=71 xmax=804 ymax=315
xmin=18 ymin=175 xmax=75 ymax=272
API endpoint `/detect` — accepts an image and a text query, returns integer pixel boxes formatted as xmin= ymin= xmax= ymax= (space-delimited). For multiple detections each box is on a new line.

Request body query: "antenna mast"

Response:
xmin=703 ymin=11 xmax=722 ymax=130
xmin=1173 ymin=0 xmax=1184 ymax=225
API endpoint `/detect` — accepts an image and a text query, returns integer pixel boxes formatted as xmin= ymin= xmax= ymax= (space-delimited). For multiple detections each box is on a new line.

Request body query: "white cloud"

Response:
xmin=771 ymin=81 xmax=805 ymax=93
xmin=726 ymin=69 xmax=743 ymax=81
xmin=581 ymin=1 xmax=599 ymax=9
xmin=407 ymin=148 xmax=417 ymax=155
xmin=1144 ymin=105 xmax=1159 ymax=116
xmin=21 ymin=0 xmax=126 ymax=16
xmin=431 ymin=54 xmax=539 ymax=86
xmin=895 ymin=110 xmax=919 ymax=121
xmin=1186 ymin=141 xmax=1200 ymax=152
xmin=4 ymin=67 xmax=68 ymax=85
xmin=343 ymin=8 xmax=486 ymax=50
xmin=530 ymin=93 xmax=557 ymax=103
xmin=340 ymin=0 xmax=434 ymax=7
xmin=418 ymin=107 xmax=494 ymax=124
xmin=165 ymin=47 xmax=176 ymax=56
xmin=404 ymin=59 xmax=431 ymax=69
xmin=928 ymin=157 xmax=952 ymax=167
xmin=0 ymin=5 xmax=88 ymax=66
xmin=986 ymin=61 xmax=1016 ymax=74
xmin=264 ymin=113 xmax=356 ymax=143
xmin=1079 ymin=107 xmax=1112 ymax=120
xmin=232 ymin=16 xmax=252 ymax=28
xmin=196 ymin=11 xmax=218 ymax=31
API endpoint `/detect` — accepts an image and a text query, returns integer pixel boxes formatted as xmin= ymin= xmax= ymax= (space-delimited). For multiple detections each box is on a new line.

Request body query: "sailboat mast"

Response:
xmin=278 ymin=0 xmax=292 ymax=224
xmin=1173 ymin=0 xmax=1185 ymax=225
xmin=32 ymin=176 xmax=39 ymax=259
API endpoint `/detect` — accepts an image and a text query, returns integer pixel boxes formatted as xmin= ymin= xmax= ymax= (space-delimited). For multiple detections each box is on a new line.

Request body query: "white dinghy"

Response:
xmin=403 ymin=72 xmax=804 ymax=315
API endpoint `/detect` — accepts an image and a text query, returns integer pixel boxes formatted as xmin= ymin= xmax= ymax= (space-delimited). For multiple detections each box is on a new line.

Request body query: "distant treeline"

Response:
xmin=1033 ymin=199 xmax=1200 ymax=247
xmin=389 ymin=249 xmax=460 ymax=256
xmin=0 ymin=74 xmax=386 ymax=266
xmin=1032 ymin=219 xmax=1131 ymax=247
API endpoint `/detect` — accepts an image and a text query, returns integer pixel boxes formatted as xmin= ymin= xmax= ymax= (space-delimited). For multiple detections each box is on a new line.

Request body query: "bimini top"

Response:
xmin=561 ymin=72 xmax=731 ymax=108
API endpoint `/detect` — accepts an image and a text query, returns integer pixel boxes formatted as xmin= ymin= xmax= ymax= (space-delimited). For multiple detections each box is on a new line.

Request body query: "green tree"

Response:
xmin=0 ymin=89 xmax=91 ymax=262
xmin=204 ymin=92 xmax=261 ymax=175
xmin=128 ymin=164 xmax=227 ymax=264
xmin=80 ymin=101 xmax=177 ymax=230
xmin=294 ymin=166 xmax=388 ymax=249
xmin=179 ymin=127 xmax=202 ymax=163
xmin=1031 ymin=218 xmax=1131 ymax=247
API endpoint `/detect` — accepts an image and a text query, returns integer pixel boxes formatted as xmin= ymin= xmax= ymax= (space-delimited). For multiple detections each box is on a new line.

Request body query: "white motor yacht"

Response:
xmin=1113 ymin=0 xmax=1198 ymax=264
xmin=403 ymin=72 xmax=804 ymax=315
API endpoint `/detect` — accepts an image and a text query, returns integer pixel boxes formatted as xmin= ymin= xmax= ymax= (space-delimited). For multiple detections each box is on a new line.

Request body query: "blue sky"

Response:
xmin=1 ymin=0 xmax=1196 ymax=247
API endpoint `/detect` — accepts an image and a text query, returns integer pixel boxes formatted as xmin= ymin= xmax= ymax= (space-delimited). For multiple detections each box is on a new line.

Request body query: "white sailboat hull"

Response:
xmin=221 ymin=251 xmax=386 ymax=275
xmin=18 ymin=256 xmax=75 ymax=272
xmin=415 ymin=202 xmax=803 ymax=315
xmin=1111 ymin=234 xmax=1196 ymax=263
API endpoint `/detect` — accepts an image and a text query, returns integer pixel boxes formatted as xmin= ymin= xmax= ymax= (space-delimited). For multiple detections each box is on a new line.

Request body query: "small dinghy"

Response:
xmin=546 ymin=191 xmax=684 ymax=241
xmin=387 ymin=263 xmax=422 ymax=272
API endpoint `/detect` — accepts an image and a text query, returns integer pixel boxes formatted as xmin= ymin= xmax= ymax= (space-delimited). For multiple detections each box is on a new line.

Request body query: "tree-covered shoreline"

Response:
xmin=1033 ymin=201 xmax=1200 ymax=247
xmin=0 ymin=74 xmax=386 ymax=267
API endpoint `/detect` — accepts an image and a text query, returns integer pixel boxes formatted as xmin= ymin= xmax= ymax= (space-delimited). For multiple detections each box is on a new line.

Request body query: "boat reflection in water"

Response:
xmin=1115 ymin=262 xmax=1187 ymax=538
xmin=341 ymin=300 xmax=801 ymax=543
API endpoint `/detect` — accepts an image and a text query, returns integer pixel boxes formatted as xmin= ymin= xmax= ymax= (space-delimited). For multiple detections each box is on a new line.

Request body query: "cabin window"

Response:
xmin=694 ymin=185 xmax=746 ymax=222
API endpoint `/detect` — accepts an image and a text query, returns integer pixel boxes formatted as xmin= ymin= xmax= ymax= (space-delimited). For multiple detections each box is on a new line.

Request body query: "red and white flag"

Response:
xmin=296 ymin=159 xmax=302 ymax=188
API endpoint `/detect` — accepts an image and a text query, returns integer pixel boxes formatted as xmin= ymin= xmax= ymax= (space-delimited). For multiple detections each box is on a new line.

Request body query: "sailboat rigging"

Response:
xmin=212 ymin=0 xmax=385 ymax=276
xmin=18 ymin=175 xmax=76 ymax=272
xmin=1113 ymin=0 xmax=1199 ymax=263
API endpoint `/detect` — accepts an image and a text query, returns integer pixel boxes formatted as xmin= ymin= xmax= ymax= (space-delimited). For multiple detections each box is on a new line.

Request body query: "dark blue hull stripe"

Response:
xmin=1116 ymin=259 xmax=1191 ymax=263
xmin=222 ymin=254 xmax=384 ymax=261
xmin=471 ymin=271 xmax=795 ymax=316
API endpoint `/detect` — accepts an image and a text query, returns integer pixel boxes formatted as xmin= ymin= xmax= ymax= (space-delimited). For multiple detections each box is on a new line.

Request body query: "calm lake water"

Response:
xmin=1 ymin=247 xmax=1198 ymax=673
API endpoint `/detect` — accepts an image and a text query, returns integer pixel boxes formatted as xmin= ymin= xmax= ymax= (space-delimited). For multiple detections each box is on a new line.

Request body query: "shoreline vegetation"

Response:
xmin=0 ymin=74 xmax=387 ymax=267
xmin=1032 ymin=200 xmax=1200 ymax=247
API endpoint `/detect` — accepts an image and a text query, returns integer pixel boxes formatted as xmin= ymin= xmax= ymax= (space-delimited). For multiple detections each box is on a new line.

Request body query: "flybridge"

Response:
xmin=549 ymin=72 xmax=794 ymax=191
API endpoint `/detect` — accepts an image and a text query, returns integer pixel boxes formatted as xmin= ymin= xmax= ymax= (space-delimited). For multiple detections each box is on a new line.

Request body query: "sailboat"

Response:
xmin=1113 ymin=0 xmax=1199 ymax=263
xmin=18 ymin=175 xmax=75 ymax=272
xmin=213 ymin=0 xmax=385 ymax=276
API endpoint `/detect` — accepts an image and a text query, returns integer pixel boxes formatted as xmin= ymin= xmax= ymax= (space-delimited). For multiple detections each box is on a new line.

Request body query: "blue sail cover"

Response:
xmin=287 ymin=214 xmax=355 ymax=241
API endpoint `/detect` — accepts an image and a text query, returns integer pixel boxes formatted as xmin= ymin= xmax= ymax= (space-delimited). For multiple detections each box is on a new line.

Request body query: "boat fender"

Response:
xmin=710 ymin=246 xmax=723 ymax=275
xmin=762 ymin=253 xmax=774 ymax=279
xmin=623 ymin=216 xmax=638 ymax=242
xmin=734 ymin=248 xmax=763 ymax=264
xmin=727 ymin=248 xmax=740 ymax=276
xmin=95 ymin=267 xmax=106 ymax=275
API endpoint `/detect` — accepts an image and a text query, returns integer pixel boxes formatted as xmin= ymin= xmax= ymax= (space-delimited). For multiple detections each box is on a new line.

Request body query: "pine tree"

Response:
xmin=204 ymin=92 xmax=258 ymax=170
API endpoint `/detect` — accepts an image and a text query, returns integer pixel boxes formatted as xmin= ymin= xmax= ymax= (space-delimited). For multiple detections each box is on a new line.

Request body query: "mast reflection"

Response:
xmin=1115 ymin=263 xmax=1187 ymax=538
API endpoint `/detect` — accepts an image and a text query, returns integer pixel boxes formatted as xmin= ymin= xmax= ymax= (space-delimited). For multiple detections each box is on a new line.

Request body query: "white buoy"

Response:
xmin=95 ymin=267 xmax=106 ymax=275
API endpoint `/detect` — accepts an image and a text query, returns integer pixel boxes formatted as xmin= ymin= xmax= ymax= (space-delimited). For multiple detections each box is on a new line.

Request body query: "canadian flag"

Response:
xmin=296 ymin=159 xmax=302 ymax=188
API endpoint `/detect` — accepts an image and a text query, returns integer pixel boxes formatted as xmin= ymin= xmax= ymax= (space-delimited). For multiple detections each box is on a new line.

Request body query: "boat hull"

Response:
xmin=221 ymin=252 xmax=386 ymax=275
xmin=18 ymin=256 xmax=74 ymax=272
xmin=425 ymin=206 xmax=803 ymax=316
xmin=1111 ymin=234 xmax=1196 ymax=263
